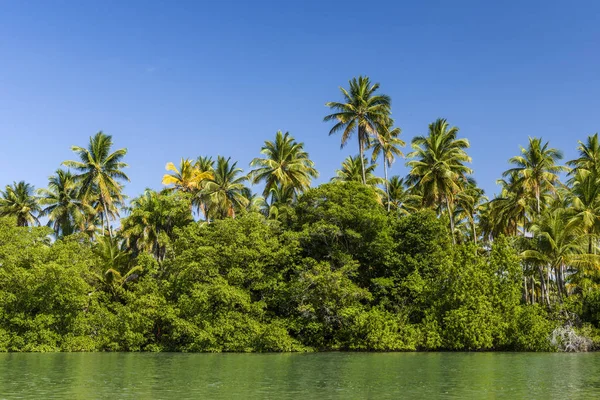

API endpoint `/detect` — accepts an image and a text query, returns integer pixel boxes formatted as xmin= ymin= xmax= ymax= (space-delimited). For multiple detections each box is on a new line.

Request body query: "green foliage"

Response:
xmin=6 ymin=77 xmax=600 ymax=353
xmin=508 ymin=305 xmax=557 ymax=351
xmin=166 ymin=213 xmax=303 ymax=352
xmin=0 ymin=182 xmax=577 ymax=352
xmin=120 ymin=190 xmax=193 ymax=261
xmin=0 ymin=181 xmax=41 ymax=227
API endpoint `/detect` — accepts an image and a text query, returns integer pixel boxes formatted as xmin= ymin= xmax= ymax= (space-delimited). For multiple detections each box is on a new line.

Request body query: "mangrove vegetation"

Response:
xmin=1 ymin=76 xmax=600 ymax=352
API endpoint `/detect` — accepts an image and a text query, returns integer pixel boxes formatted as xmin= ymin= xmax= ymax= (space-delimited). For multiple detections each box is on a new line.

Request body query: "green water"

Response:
xmin=0 ymin=353 xmax=599 ymax=399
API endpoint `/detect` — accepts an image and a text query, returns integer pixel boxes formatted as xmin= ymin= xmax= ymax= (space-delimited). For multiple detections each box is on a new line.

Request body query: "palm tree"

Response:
xmin=503 ymin=137 xmax=567 ymax=215
xmin=242 ymin=190 xmax=268 ymax=215
xmin=567 ymin=172 xmax=600 ymax=254
xmin=63 ymin=132 xmax=129 ymax=237
xmin=331 ymin=155 xmax=385 ymax=187
xmin=453 ymin=180 xmax=487 ymax=244
xmin=37 ymin=169 xmax=92 ymax=237
xmin=485 ymin=171 xmax=533 ymax=238
xmin=324 ymin=76 xmax=391 ymax=184
xmin=196 ymin=156 xmax=215 ymax=173
xmin=523 ymin=207 xmax=600 ymax=304
xmin=162 ymin=158 xmax=213 ymax=193
xmin=261 ymin=184 xmax=296 ymax=219
xmin=370 ymin=121 xmax=405 ymax=211
xmin=121 ymin=189 xmax=193 ymax=261
xmin=269 ymin=184 xmax=295 ymax=208
xmin=406 ymin=118 xmax=473 ymax=243
xmin=249 ymin=131 xmax=318 ymax=203
xmin=193 ymin=156 xmax=216 ymax=221
xmin=93 ymin=236 xmax=141 ymax=298
xmin=387 ymin=176 xmax=420 ymax=216
xmin=567 ymin=133 xmax=600 ymax=178
xmin=202 ymin=156 xmax=249 ymax=219
xmin=0 ymin=181 xmax=41 ymax=227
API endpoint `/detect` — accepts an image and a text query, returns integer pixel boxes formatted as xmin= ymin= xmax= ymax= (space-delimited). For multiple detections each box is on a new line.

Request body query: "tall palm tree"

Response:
xmin=523 ymin=207 xmax=600 ymax=303
xmin=249 ymin=131 xmax=318 ymax=203
xmin=406 ymin=118 xmax=473 ymax=243
xmin=202 ymin=156 xmax=249 ymax=219
xmin=486 ymin=172 xmax=534 ymax=238
xmin=503 ymin=137 xmax=567 ymax=215
xmin=567 ymin=172 xmax=600 ymax=254
xmin=567 ymin=133 xmax=600 ymax=178
xmin=37 ymin=169 xmax=92 ymax=237
xmin=121 ymin=189 xmax=193 ymax=261
xmin=193 ymin=156 xmax=216 ymax=221
xmin=162 ymin=158 xmax=213 ymax=193
xmin=370 ymin=121 xmax=405 ymax=211
xmin=331 ymin=155 xmax=385 ymax=187
xmin=196 ymin=156 xmax=215 ymax=173
xmin=324 ymin=76 xmax=391 ymax=184
xmin=387 ymin=176 xmax=420 ymax=216
xmin=0 ymin=181 xmax=41 ymax=227
xmin=242 ymin=190 xmax=268 ymax=215
xmin=63 ymin=132 xmax=129 ymax=237
xmin=453 ymin=180 xmax=487 ymax=244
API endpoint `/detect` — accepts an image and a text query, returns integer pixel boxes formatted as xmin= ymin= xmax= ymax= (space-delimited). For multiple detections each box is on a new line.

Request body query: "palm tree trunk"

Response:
xmin=560 ymin=264 xmax=567 ymax=298
xmin=538 ymin=265 xmax=550 ymax=307
xmin=358 ymin=135 xmax=367 ymax=185
xmin=384 ymin=162 xmax=390 ymax=211
xmin=358 ymin=126 xmax=367 ymax=185
xmin=554 ymin=265 xmax=563 ymax=302
xmin=447 ymin=198 xmax=456 ymax=245
xmin=524 ymin=275 xmax=529 ymax=304
xmin=101 ymin=197 xmax=112 ymax=238
xmin=547 ymin=268 xmax=552 ymax=303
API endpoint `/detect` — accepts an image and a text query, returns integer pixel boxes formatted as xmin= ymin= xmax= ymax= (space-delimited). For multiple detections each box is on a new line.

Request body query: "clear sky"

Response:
xmin=1 ymin=0 xmax=599 ymax=200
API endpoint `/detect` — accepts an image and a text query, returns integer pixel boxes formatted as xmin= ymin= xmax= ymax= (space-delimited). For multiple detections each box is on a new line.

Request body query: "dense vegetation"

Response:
xmin=1 ymin=76 xmax=600 ymax=352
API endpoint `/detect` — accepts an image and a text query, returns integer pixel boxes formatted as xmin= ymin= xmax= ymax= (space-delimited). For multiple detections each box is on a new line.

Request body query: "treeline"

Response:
xmin=1 ymin=76 xmax=600 ymax=351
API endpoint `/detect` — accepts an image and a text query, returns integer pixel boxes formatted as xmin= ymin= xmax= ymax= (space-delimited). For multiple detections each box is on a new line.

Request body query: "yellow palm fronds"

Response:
xmin=162 ymin=158 xmax=213 ymax=192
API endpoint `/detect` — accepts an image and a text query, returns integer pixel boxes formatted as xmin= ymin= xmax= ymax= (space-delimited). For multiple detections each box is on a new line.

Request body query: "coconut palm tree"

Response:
xmin=0 ymin=181 xmax=41 ymax=227
xmin=523 ymin=207 xmax=600 ymax=303
xmin=324 ymin=76 xmax=391 ymax=184
xmin=250 ymin=131 xmax=318 ymax=203
xmin=260 ymin=184 xmax=297 ymax=219
xmin=93 ymin=235 xmax=141 ymax=299
xmin=63 ymin=132 xmax=129 ymax=237
xmin=453 ymin=180 xmax=487 ymax=244
xmin=37 ymin=169 xmax=92 ymax=237
xmin=406 ymin=118 xmax=473 ymax=243
xmin=331 ymin=155 xmax=385 ymax=187
xmin=196 ymin=156 xmax=215 ymax=173
xmin=567 ymin=172 xmax=600 ymax=254
xmin=387 ymin=176 xmax=420 ymax=216
xmin=370 ymin=121 xmax=405 ymax=211
xmin=503 ymin=137 xmax=567 ymax=216
xmin=162 ymin=158 xmax=213 ymax=193
xmin=202 ymin=156 xmax=249 ymax=219
xmin=567 ymin=133 xmax=600 ymax=178
xmin=485 ymin=171 xmax=534 ymax=238
xmin=121 ymin=189 xmax=193 ymax=261
xmin=243 ymin=190 xmax=268 ymax=215
xmin=193 ymin=156 xmax=216 ymax=221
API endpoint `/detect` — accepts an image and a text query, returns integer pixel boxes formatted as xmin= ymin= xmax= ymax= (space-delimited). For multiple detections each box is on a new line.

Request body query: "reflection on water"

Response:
xmin=0 ymin=352 xmax=599 ymax=399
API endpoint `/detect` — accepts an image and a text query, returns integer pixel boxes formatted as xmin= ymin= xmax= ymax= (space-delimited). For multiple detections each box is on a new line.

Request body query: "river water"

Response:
xmin=1 ymin=352 xmax=599 ymax=399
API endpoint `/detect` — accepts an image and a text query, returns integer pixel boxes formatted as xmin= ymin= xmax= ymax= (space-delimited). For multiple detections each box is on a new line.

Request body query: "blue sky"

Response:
xmin=1 ymin=0 xmax=599 ymax=200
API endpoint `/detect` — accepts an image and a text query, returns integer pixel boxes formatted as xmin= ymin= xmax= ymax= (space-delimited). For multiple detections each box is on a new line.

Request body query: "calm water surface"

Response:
xmin=1 ymin=352 xmax=599 ymax=399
